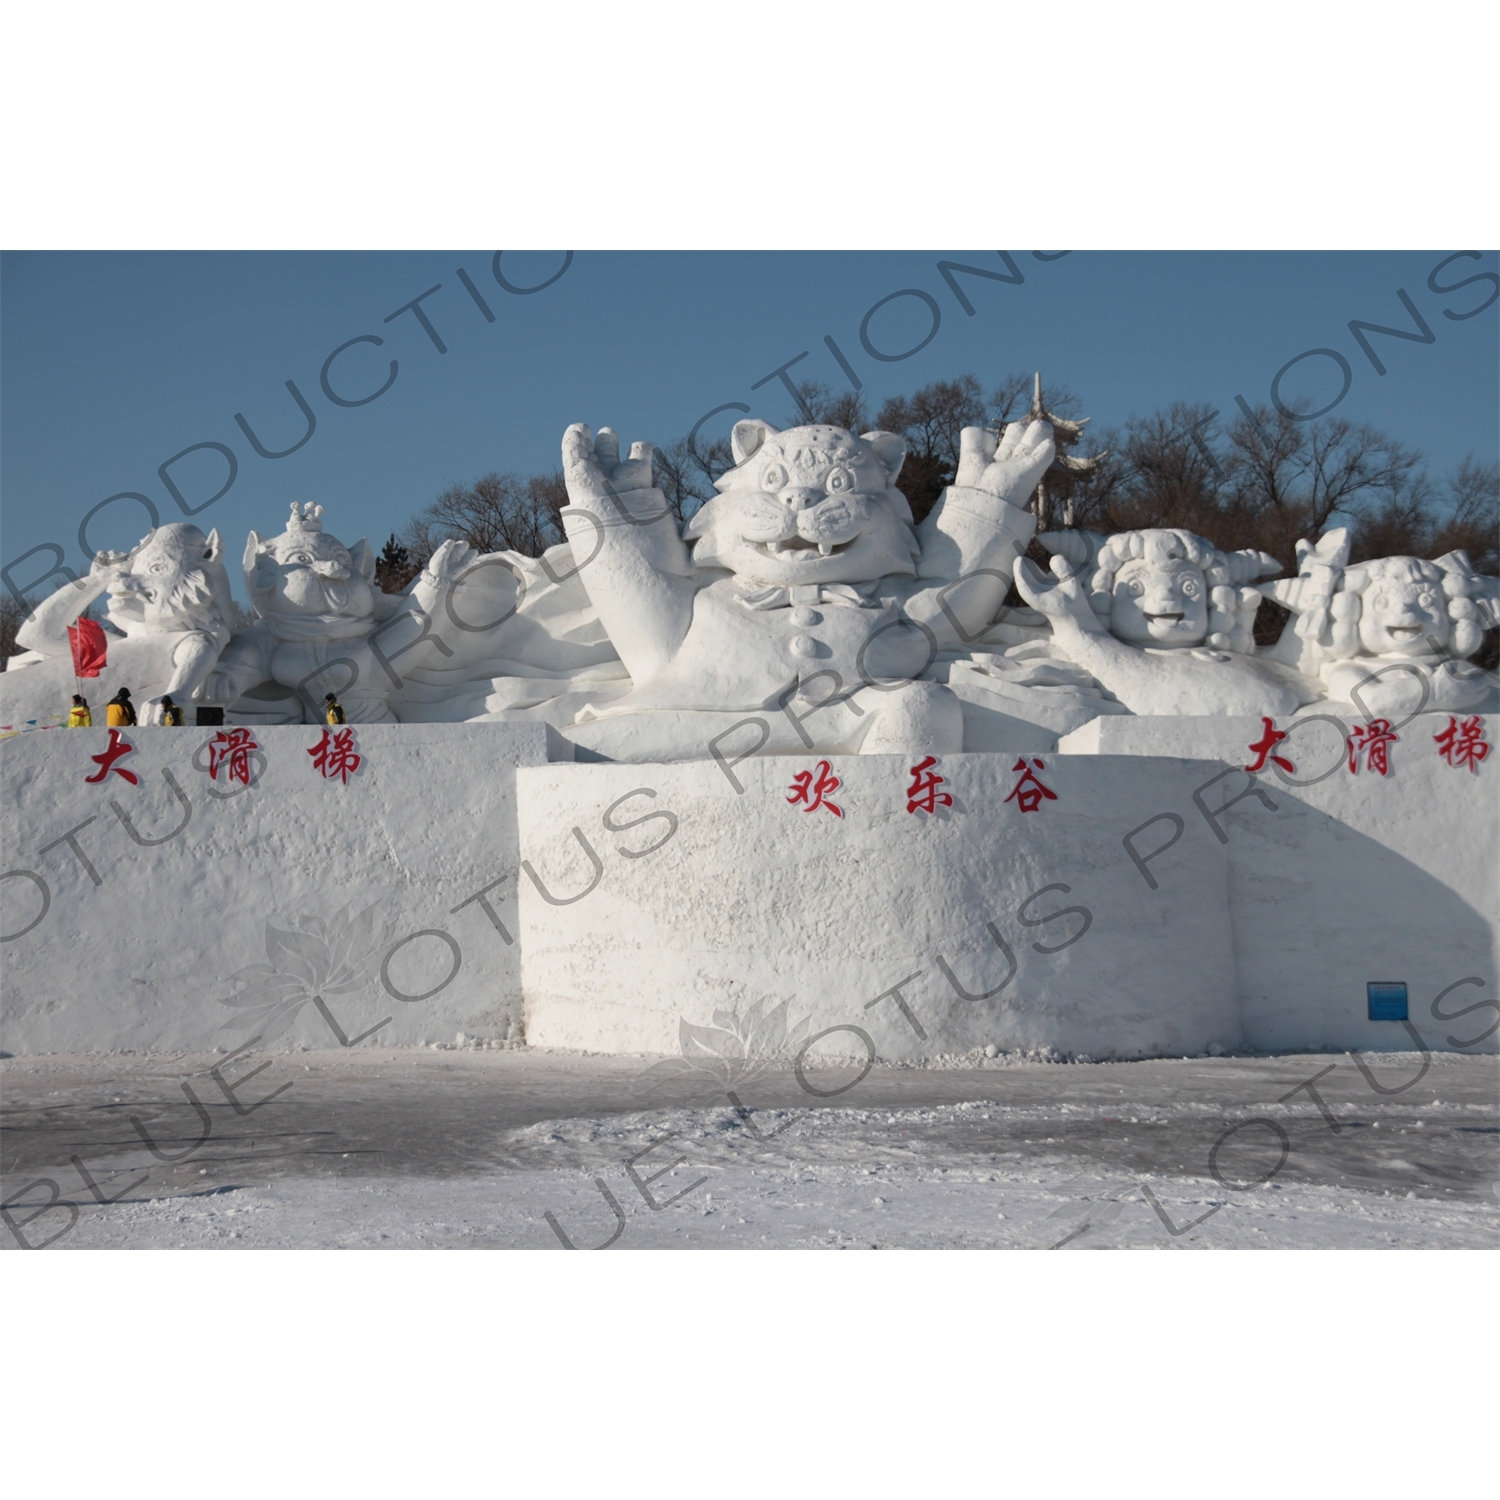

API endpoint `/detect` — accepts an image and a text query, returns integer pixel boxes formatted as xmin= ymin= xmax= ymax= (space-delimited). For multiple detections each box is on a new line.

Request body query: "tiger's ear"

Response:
xmin=731 ymin=420 xmax=778 ymax=466
xmin=204 ymin=528 xmax=223 ymax=563
xmin=861 ymin=431 xmax=906 ymax=484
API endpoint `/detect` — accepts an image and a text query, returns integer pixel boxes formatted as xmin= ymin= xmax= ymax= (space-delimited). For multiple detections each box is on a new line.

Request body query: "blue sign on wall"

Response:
xmin=1367 ymin=982 xmax=1409 ymax=1021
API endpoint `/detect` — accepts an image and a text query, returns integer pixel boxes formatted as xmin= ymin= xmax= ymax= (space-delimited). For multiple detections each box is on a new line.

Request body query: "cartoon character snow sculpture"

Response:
xmin=2 ymin=523 xmax=237 ymax=725
xmin=203 ymin=503 xmax=622 ymax=723
xmin=1260 ymin=527 xmax=1497 ymax=717
xmin=1010 ymin=527 xmax=1317 ymax=717
xmin=556 ymin=415 xmax=1057 ymax=759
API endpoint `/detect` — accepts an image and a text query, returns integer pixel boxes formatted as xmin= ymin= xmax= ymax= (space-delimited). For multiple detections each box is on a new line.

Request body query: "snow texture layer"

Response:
xmin=3 ymin=1049 xmax=1495 ymax=1251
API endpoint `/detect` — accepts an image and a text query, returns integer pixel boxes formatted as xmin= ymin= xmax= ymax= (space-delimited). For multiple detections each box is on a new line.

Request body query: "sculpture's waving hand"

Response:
xmin=955 ymin=419 xmax=1055 ymax=509
xmin=1014 ymin=553 xmax=1104 ymax=634
xmin=563 ymin=423 xmax=656 ymax=510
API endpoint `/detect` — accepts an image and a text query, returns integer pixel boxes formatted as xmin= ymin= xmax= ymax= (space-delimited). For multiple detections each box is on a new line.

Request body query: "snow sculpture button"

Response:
xmin=790 ymin=606 xmax=821 ymax=626
xmin=790 ymin=635 xmax=819 ymax=657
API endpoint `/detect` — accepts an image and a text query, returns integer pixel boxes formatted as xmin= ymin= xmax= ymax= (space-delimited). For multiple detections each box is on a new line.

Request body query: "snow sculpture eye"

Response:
xmin=760 ymin=463 xmax=788 ymax=492
xmin=1372 ymin=593 xmax=1386 ymax=611
xmin=825 ymin=466 xmax=855 ymax=494
xmin=1418 ymin=590 xmax=1435 ymax=608
xmin=1127 ymin=579 xmax=1145 ymax=596
xmin=1180 ymin=577 xmax=1200 ymax=598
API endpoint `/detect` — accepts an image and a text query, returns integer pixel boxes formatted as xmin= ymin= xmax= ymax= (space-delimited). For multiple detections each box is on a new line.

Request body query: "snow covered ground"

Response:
xmin=3 ymin=1047 xmax=1496 ymax=1250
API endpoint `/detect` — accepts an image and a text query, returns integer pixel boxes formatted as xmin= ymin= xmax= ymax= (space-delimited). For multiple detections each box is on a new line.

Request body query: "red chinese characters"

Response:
xmin=309 ymin=727 xmax=362 ymax=785
xmin=1347 ymin=718 xmax=1398 ymax=776
xmin=1434 ymin=714 xmax=1489 ymax=773
xmin=84 ymin=728 xmax=138 ymax=786
xmin=206 ymin=727 xmax=260 ymax=786
xmin=1003 ymin=756 xmax=1057 ymax=814
xmin=906 ymin=755 xmax=953 ymax=815
xmin=788 ymin=759 xmax=843 ymax=817
xmin=1245 ymin=716 xmax=1294 ymax=775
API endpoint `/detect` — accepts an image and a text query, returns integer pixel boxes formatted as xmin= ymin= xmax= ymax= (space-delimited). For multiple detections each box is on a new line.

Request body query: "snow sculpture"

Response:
xmin=204 ymin=503 xmax=623 ymax=724
xmin=3 ymin=523 xmax=237 ymax=723
xmin=1009 ymin=527 xmax=1317 ymax=717
xmin=556 ymin=417 xmax=1055 ymax=759
xmin=1261 ymin=528 xmax=1498 ymax=717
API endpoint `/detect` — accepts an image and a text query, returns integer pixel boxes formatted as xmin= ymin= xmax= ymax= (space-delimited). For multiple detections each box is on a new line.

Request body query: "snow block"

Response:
xmin=517 ymin=753 xmax=1243 ymax=1061
xmin=1058 ymin=714 xmax=1499 ymax=1053
xmin=0 ymin=722 xmax=568 ymax=1053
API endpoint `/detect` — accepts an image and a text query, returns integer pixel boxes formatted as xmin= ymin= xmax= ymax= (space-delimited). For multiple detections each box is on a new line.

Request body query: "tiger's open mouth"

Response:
xmin=1144 ymin=612 xmax=1185 ymax=624
xmin=752 ymin=536 xmax=855 ymax=560
xmin=1387 ymin=625 xmax=1423 ymax=639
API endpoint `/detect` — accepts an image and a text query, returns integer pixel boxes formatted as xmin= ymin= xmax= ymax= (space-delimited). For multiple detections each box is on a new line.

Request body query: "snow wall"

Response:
xmin=1 ymin=716 xmax=1495 ymax=1058
xmin=0 ymin=723 xmax=562 ymax=1053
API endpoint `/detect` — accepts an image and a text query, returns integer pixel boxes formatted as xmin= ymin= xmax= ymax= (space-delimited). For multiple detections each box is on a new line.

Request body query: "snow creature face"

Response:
xmin=1108 ymin=557 xmax=1210 ymax=646
xmin=104 ymin=522 xmax=233 ymax=637
xmin=1358 ymin=562 xmax=1450 ymax=656
xmin=1085 ymin=528 xmax=1278 ymax=655
xmin=245 ymin=503 xmax=376 ymax=621
xmin=686 ymin=421 xmax=919 ymax=587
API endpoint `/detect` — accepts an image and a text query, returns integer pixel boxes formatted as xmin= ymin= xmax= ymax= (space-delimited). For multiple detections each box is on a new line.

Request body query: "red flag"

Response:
xmin=68 ymin=618 xmax=108 ymax=678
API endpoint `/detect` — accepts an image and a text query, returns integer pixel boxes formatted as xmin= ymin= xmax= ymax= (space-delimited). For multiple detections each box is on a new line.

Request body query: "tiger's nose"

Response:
xmin=778 ymin=487 xmax=823 ymax=512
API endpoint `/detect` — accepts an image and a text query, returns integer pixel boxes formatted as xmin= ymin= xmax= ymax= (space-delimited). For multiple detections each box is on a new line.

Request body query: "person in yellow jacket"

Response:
xmin=68 ymin=694 xmax=92 ymax=727
xmin=106 ymin=688 xmax=137 ymax=727
xmin=323 ymin=693 xmax=347 ymax=726
xmin=159 ymin=695 xmax=185 ymax=726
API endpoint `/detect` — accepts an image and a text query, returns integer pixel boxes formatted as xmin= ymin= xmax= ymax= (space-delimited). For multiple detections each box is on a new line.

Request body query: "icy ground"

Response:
xmin=2 ymin=1048 xmax=1496 ymax=1250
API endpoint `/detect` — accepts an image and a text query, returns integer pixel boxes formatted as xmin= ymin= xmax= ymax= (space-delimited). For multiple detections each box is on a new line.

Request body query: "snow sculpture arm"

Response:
xmin=906 ymin=420 xmax=1053 ymax=644
xmin=406 ymin=538 xmax=521 ymax=634
xmin=14 ymin=553 xmax=122 ymax=656
xmin=1014 ymin=554 xmax=1308 ymax=716
xmin=559 ymin=423 xmax=696 ymax=684
xmin=199 ymin=626 xmax=274 ymax=704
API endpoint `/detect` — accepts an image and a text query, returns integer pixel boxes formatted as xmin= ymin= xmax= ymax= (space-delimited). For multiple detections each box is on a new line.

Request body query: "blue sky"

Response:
xmin=2 ymin=250 xmax=1496 ymax=601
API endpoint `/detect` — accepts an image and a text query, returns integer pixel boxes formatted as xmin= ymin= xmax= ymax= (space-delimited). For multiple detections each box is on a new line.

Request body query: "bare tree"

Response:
xmin=1069 ymin=402 xmax=1226 ymax=537
xmin=1432 ymin=455 xmax=1498 ymax=575
xmin=404 ymin=470 xmax=568 ymax=563
xmin=1 ymin=592 xmax=33 ymax=670
xmin=989 ymin=370 xmax=1085 ymax=429
xmin=683 ymin=427 xmax=735 ymax=493
xmin=1066 ymin=401 xmax=1431 ymax=573
xmin=788 ymin=380 xmax=871 ymax=433
xmin=651 ymin=437 xmax=716 ymax=527
xmin=876 ymin=375 xmax=987 ymax=524
xmin=1221 ymin=402 xmax=1426 ymax=567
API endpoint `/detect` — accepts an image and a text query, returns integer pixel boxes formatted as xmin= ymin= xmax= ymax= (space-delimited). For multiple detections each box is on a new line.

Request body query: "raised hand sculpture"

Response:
xmin=1013 ymin=527 xmax=1314 ymax=718
xmin=4 ymin=523 xmax=236 ymax=725
xmin=557 ymin=415 xmax=1054 ymax=759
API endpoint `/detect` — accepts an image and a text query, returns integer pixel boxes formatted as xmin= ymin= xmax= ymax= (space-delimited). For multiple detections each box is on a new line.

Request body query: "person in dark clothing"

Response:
xmin=107 ymin=688 xmax=138 ymax=728
xmin=159 ymin=695 xmax=185 ymax=726
xmin=323 ymin=693 xmax=347 ymax=726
